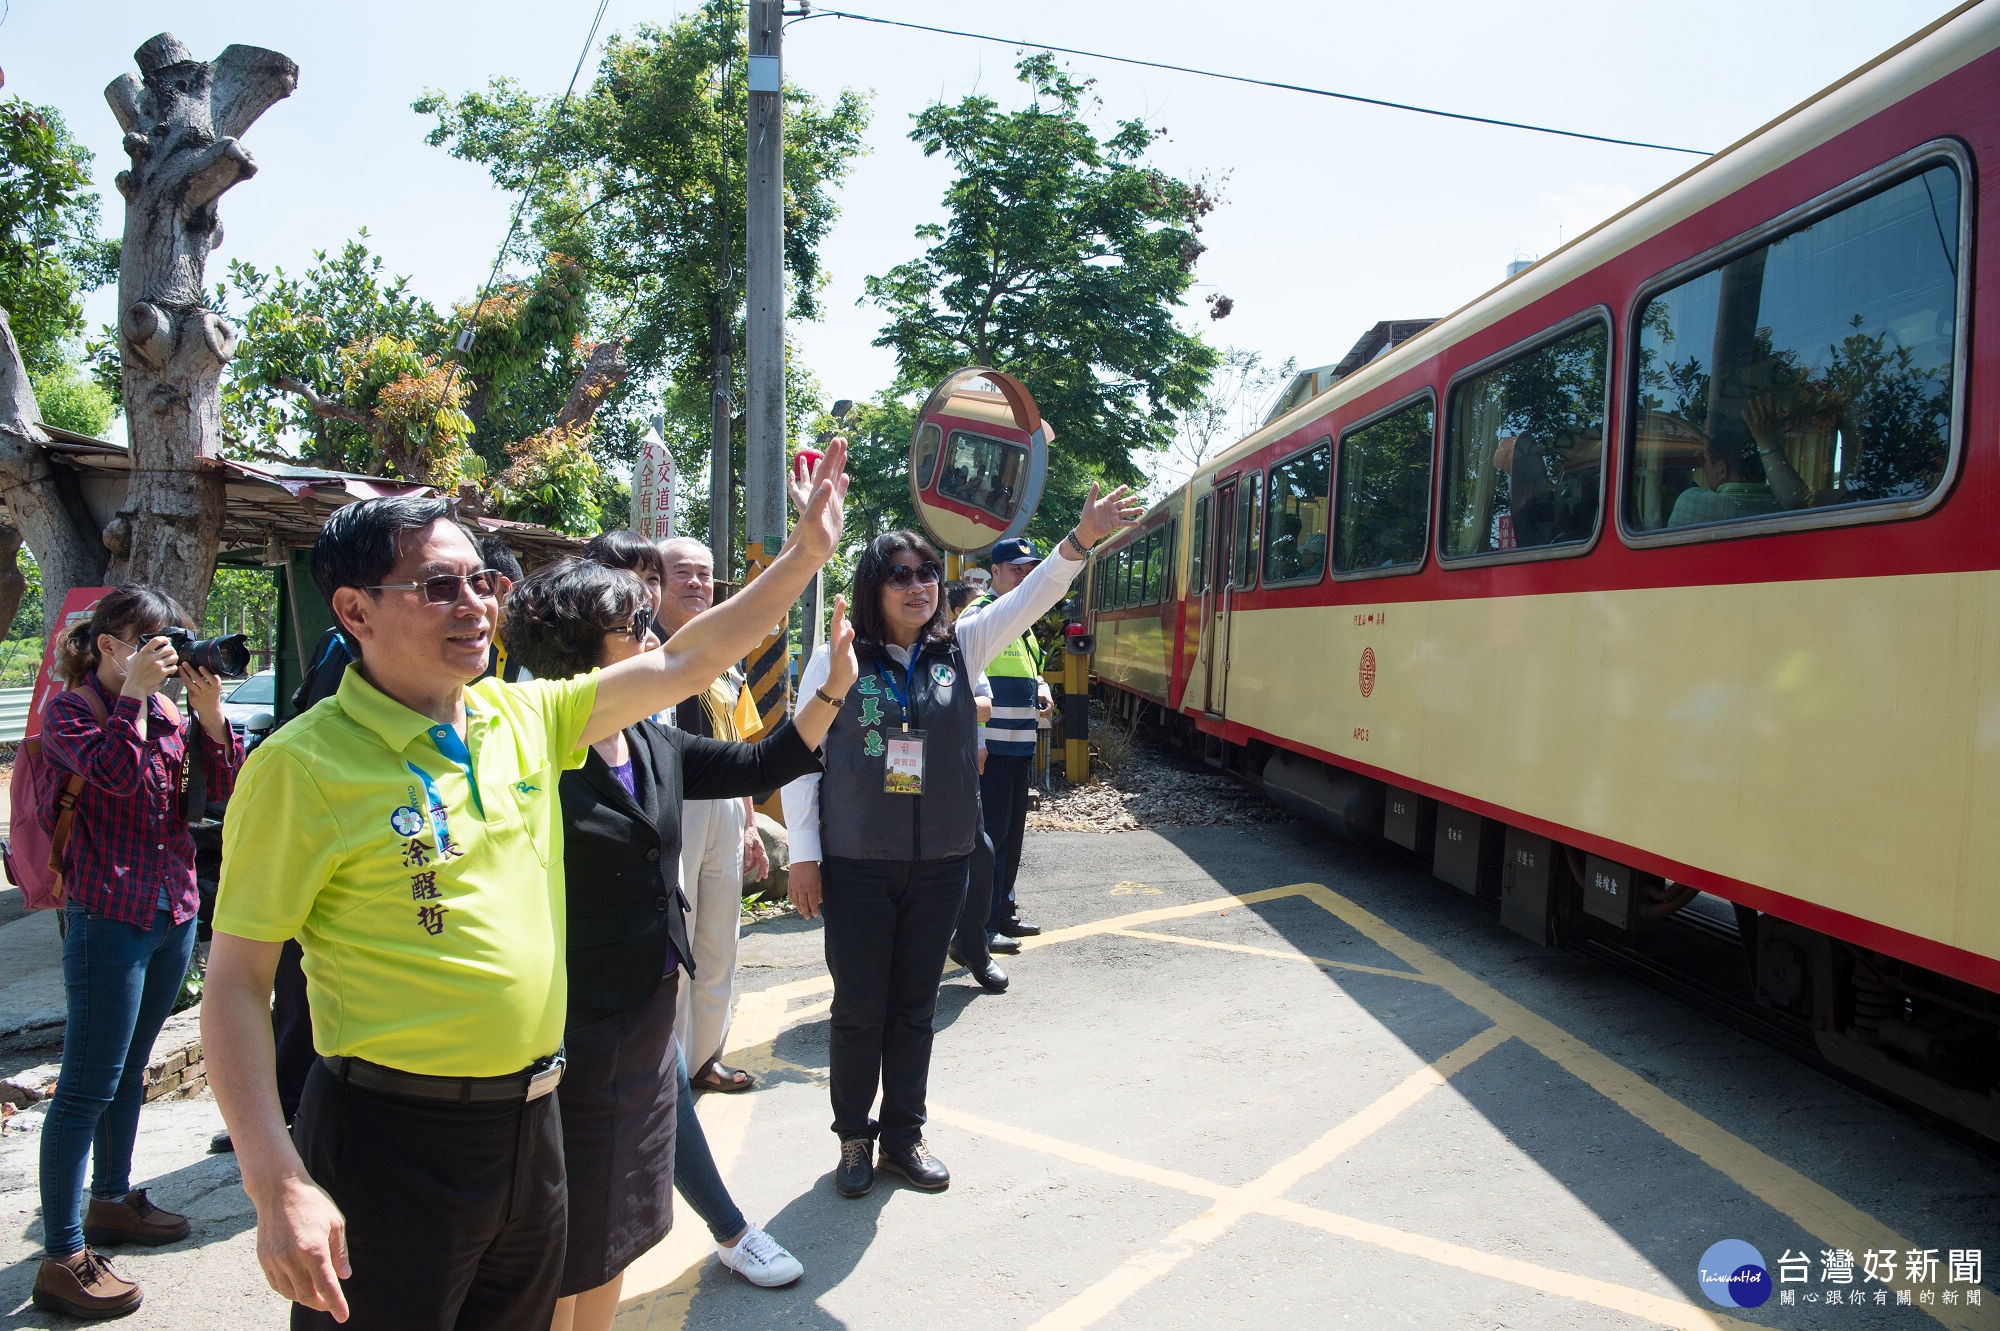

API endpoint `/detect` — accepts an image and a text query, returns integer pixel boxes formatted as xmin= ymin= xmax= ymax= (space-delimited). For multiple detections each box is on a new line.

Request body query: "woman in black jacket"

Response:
xmin=502 ymin=559 xmax=858 ymax=1331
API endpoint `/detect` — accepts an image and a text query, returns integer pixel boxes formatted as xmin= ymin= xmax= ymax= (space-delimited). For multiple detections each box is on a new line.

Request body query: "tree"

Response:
xmin=1156 ymin=346 xmax=1292 ymax=497
xmin=223 ymin=236 xmax=620 ymax=534
xmin=102 ymin=33 xmax=297 ymax=619
xmin=417 ymin=3 xmax=869 ymax=567
xmin=0 ymin=97 xmax=121 ymax=637
xmin=866 ymin=54 xmax=1221 ymax=546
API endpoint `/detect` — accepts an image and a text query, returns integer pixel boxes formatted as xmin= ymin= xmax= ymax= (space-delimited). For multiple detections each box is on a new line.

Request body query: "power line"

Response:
xmin=792 ymin=7 xmax=1712 ymax=158
xmin=422 ymin=0 xmax=615 ymax=457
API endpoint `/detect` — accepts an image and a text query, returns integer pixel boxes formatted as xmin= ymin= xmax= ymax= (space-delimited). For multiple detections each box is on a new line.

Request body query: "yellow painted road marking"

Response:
xmin=1022 ymin=1025 xmax=1510 ymax=1331
xmin=1280 ymin=882 xmax=1985 ymax=1331
xmin=1106 ymin=926 xmax=1439 ymax=983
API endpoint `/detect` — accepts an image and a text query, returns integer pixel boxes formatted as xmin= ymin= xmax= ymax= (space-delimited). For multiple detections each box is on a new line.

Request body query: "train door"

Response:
xmin=1202 ymin=478 xmax=1237 ymax=715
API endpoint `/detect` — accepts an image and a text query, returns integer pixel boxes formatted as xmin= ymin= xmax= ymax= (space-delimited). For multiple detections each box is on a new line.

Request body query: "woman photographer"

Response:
xmin=502 ymin=559 xmax=859 ymax=1331
xmin=781 ymin=484 xmax=1140 ymax=1199
xmin=32 ymin=587 xmax=243 ymax=1321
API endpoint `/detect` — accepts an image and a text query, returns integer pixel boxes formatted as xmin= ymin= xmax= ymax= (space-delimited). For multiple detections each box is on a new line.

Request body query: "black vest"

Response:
xmin=819 ymin=638 xmax=981 ymax=861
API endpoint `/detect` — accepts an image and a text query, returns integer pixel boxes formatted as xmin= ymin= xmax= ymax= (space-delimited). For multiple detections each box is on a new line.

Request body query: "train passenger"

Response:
xmin=782 ymin=483 xmax=1140 ymax=1200
xmin=501 ymin=559 xmax=843 ymax=1329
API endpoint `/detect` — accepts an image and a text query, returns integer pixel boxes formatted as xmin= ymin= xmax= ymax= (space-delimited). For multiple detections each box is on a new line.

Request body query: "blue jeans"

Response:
xmin=673 ymin=1047 xmax=746 ymax=1245
xmin=40 ymin=905 xmax=195 ymax=1257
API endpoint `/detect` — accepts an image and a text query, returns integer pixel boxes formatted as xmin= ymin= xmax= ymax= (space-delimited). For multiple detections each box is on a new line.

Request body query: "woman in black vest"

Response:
xmin=502 ymin=559 xmax=857 ymax=1331
xmin=782 ymin=484 xmax=1140 ymax=1199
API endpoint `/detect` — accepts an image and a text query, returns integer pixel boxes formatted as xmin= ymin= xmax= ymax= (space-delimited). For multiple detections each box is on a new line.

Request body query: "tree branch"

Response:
xmin=210 ymin=44 xmax=301 ymax=141
xmin=274 ymin=376 xmax=375 ymax=429
xmin=553 ymin=339 xmax=629 ymax=430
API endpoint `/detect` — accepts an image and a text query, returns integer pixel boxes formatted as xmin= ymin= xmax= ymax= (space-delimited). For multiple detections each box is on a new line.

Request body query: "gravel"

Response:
xmin=1029 ymin=738 xmax=1293 ymax=833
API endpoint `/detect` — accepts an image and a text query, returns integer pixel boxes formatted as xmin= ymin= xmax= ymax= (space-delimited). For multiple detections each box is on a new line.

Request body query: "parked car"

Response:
xmin=220 ymin=668 xmax=277 ymax=749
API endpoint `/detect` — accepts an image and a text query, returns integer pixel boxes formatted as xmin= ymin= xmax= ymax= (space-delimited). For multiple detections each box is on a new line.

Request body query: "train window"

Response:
xmin=1442 ymin=319 xmax=1608 ymax=560
xmin=913 ymin=422 xmax=943 ymax=490
xmin=936 ymin=431 xmax=1026 ymax=519
xmin=1335 ymin=396 xmax=1434 ymax=575
xmin=1161 ymin=519 xmax=1177 ymax=602
xmin=1231 ymin=472 xmax=1261 ymax=589
xmin=1144 ymin=529 xmax=1166 ymax=602
xmin=1625 ymin=160 xmax=1962 ymax=535
xmin=1263 ymin=441 xmax=1330 ymax=585
xmin=1190 ymin=497 xmax=1210 ymax=594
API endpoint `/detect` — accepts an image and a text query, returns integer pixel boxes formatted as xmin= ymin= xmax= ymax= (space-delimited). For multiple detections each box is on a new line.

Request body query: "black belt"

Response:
xmin=320 ymin=1052 xmax=565 ymax=1104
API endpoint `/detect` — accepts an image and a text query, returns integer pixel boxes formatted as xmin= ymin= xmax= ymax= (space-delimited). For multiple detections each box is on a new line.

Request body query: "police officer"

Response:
xmin=973 ymin=538 xmax=1054 ymax=953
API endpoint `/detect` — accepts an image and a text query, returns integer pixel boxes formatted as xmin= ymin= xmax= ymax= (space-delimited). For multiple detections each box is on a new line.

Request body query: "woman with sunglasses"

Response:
xmin=501 ymin=559 xmax=859 ymax=1331
xmin=32 ymin=587 xmax=243 ymax=1320
xmin=782 ymin=484 xmax=1142 ymax=1199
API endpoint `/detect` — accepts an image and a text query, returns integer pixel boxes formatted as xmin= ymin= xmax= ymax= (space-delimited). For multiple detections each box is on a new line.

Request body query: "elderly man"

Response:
xmin=202 ymin=444 xmax=846 ymax=1330
xmin=655 ymin=535 xmax=767 ymax=1093
xmin=973 ymin=537 xmax=1055 ymax=952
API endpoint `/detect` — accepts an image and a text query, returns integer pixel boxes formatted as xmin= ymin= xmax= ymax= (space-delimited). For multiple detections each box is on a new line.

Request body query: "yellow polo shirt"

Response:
xmin=215 ymin=666 xmax=597 ymax=1077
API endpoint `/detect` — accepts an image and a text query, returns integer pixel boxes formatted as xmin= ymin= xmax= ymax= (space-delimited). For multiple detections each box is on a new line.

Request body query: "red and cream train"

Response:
xmin=1084 ymin=1 xmax=2000 ymax=1141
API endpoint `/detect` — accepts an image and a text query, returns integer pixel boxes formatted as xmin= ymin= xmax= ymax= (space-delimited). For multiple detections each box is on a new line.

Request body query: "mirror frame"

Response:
xmin=908 ymin=367 xmax=1051 ymax=556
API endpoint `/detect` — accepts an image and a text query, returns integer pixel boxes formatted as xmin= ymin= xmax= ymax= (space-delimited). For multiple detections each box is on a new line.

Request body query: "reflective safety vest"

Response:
xmin=973 ymin=592 xmax=1044 ymax=757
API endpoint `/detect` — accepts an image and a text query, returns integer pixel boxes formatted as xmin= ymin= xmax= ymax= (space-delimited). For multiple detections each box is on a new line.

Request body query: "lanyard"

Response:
xmin=405 ymin=760 xmax=454 ymax=861
xmin=404 ymin=721 xmax=484 ymax=859
xmin=875 ymin=656 xmax=922 ymax=732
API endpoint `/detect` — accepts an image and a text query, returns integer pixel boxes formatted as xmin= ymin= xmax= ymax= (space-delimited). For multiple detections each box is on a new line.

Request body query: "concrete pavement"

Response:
xmin=0 ymin=819 xmax=1993 ymax=1329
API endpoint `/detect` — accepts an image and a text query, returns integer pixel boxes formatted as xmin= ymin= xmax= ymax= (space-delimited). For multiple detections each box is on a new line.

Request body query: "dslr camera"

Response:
xmin=161 ymin=627 xmax=252 ymax=679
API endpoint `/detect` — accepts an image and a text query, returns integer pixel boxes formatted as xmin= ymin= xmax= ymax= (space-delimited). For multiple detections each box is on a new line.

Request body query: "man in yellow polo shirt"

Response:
xmin=203 ymin=444 xmax=847 ymax=1329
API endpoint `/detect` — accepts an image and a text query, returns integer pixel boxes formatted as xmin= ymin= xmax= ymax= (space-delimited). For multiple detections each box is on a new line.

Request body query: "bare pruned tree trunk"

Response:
xmin=0 ymin=308 xmax=111 ymax=637
xmin=104 ymin=34 xmax=296 ymax=617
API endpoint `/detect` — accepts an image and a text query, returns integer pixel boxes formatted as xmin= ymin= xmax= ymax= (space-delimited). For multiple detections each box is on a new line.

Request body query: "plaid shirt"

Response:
xmin=39 ymin=675 xmax=244 ymax=928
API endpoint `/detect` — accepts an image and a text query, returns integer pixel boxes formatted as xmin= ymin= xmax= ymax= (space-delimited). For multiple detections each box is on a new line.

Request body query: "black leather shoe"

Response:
xmin=950 ymin=951 xmax=1009 ymax=992
xmin=835 ymin=1137 xmax=874 ymax=1199
xmin=987 ymin=932 xmax=1021 ymax=955
xmin=996 ymin=918 xmax=1042 ymax=937
xmin=878 ymin=1138 xmax=950 ymax=1191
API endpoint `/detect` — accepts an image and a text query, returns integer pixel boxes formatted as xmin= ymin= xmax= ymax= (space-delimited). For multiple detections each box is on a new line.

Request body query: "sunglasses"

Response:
xmin=605 ymin=606 xmax=656 ymax=640
xmin=364 ymin=569 xmax=512 ymax=605
xmin=884 ymin=561 xmax=943 ymax=589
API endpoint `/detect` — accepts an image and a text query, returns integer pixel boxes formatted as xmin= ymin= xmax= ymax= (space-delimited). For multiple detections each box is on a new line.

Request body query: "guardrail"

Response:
xmin=0 ymin=686 xmax=35 ymax=743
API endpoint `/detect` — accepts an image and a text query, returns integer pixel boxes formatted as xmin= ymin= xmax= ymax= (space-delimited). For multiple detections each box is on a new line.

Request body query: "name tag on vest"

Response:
xmin=885 ymin=730 xmax=925 ymax=795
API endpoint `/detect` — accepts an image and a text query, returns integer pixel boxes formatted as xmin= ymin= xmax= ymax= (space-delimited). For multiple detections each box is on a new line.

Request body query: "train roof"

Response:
xmin=1191 ymin=0 xmax=1998 ymax=489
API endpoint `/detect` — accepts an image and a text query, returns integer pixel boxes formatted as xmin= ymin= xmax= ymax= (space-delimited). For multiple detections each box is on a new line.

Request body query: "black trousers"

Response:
xmin=951 ymin=821 xmax=997 ymax=966
xmin=272 ymin=939 xmax=313 ymax=1125
xmin=290 ymin=1060 xmax=566 ymax=1331
xmin=820 ymin=854 xmax=969 ymax=1149
xmin=980 ymin=754 xmax=1033 ymax=931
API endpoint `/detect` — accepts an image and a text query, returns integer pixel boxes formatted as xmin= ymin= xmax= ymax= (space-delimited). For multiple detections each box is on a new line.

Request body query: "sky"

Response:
xmin=6 ymin=0 xmax=1965 ymax=486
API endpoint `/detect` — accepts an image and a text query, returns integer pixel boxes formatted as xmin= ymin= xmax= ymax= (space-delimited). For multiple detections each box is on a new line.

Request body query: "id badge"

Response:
xmin=885 ymin=729 xmax=925 ymax=795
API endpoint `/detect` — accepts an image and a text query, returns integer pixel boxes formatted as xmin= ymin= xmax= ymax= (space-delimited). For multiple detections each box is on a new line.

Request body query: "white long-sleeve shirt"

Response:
xmin=781 ymin=544 xmax=1083 ymax=863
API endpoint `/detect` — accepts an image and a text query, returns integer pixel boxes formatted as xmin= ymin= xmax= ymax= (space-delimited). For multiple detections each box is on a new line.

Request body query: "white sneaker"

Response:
xmin=717 ymin=1224 xmax=804 ymax=1288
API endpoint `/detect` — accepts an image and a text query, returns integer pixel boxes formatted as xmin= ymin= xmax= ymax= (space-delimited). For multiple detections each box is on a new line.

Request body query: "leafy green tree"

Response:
xmin=866 ymin=54 xmax=1222 ymax=546
xmin=0 ymin=99 xmax=118 ymax=378
xmin=416 ymin=2 xmax=869 ymax=544
xmin=29 ymin=361 xmax=115 ymax=437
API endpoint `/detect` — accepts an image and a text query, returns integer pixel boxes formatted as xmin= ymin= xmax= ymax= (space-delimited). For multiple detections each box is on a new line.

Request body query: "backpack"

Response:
xmin=3 ymin=686 xmax=185 ymax=910
xmin=292 ymin=627 xmax=355 ymax=714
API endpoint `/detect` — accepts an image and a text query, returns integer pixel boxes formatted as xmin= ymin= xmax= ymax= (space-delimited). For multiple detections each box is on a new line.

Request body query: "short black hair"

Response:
xmin=311 ymin=497 xmax=473 ymax=604
xmin=851 ymin=530 xmax=951 ymax=661
xmin=944 ymin=580 xmax=977 ymax=614
xmin=583 ymin=529 xmax=666 ymax=585
xmin=501 ymin=558 xmax=648 ymax=681
xmin=477 ymin=533 xmax=525 ymax=585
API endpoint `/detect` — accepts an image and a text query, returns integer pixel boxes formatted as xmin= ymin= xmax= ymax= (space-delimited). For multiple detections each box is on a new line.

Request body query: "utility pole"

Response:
xmin=742 ymin=0 xmax=790 ymax=731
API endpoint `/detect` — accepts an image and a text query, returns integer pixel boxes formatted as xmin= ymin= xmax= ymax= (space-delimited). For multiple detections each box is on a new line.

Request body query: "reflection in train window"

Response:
xmin=1264 ymin=441 xmax=1331 ymax=585
xmin=914 ymin=422 xmax=943 ymax=491
xmin=1140 ymin=529 xmax=1163 ymax=603
xmin=1232 ymin=472 xmax=1261 ymax=589
xmin=1444 ymin=320 xmax=1607 ymax=558
xmin=1160 ymin=520 xmax=1177 ymax=603
xmin=1190 ymin=496 xmax=1210 ymax=594
xmin=1627 ymin=162 xmax=1961 ymax=533
xmin=935 ymin=431 xmax=1026 ymax=519
xmin=1336 ymin=397 xmax=1434 ymax=574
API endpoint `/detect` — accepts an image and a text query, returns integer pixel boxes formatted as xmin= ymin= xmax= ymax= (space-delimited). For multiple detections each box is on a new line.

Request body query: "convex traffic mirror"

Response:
xmin=908 ymin=368 xmax=1050 ymax=556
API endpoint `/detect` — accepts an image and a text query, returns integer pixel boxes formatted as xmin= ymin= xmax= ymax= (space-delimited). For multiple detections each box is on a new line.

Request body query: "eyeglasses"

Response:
xmin=605 ymin=606 xmax=656 ymax=640
xmin=884 ymin=561 xmax=943 ymax=589
xmin=362 ymin=569 xmax=512 ymax=604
